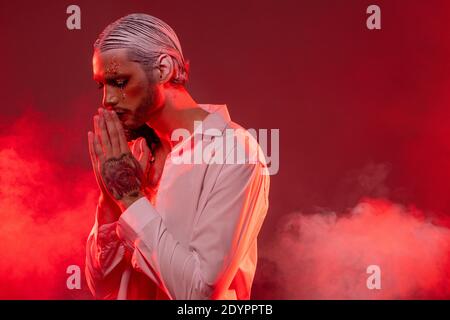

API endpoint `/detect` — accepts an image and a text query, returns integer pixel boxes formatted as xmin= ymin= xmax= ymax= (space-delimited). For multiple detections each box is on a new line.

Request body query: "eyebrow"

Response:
xmin=93 ymin=73 xmax=129 ymax=82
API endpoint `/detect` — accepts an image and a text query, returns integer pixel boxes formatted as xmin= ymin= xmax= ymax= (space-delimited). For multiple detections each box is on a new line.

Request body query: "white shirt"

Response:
xmin=85 ymin=104 xmax=270 ymax=300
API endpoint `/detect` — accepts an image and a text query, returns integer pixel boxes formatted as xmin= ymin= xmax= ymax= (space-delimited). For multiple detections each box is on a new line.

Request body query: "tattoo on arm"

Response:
xmin=102 ymin=153 xmax=144 ymax=200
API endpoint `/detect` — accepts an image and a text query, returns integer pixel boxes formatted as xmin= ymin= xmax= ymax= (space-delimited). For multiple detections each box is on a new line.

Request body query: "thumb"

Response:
xmin=88 ymin=131 xmax=107 ymax=194
xmin=131 ymin=137 xmax=142 ymax=160
xmin=139 ymin=138 xmax=151 ymax=173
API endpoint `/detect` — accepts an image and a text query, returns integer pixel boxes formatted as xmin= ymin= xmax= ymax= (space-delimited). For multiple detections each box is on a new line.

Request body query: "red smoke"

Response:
xmin=259 ymin=198 xmax=450 ymax=299
xmin=2 ymin=111 xmax=450 ymax=299
xmin=0 ymin=110 xmax=96 ymax=299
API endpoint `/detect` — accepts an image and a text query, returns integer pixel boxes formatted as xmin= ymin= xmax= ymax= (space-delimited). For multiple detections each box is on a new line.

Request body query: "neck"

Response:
xmin=146 ymin=86 xmax=210 ymax=149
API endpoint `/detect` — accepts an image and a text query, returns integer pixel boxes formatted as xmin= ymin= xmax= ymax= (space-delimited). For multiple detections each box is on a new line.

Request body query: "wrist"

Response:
xmin=117 ymin=192 xmax=145 ymax=212
xmin=97 ymin=194 xmax=121 ymax=225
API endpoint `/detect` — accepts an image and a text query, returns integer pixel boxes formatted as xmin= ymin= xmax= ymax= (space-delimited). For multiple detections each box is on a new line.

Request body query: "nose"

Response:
xmin=102 ymin=86 xmax=120 ymax=108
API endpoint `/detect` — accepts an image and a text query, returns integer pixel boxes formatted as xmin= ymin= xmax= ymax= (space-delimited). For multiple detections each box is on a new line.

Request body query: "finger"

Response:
xmin=140 ymin=138 xmax=150 ymax=163
xmin=138 ymin=138 xmax=144 ymax=159
xmin=110 ymin=110 xmax=129 ymax=153
xmin=97 ymin=110 xmax=112 ymax=157
xmin=93 ymin=115 xmax=105 ymax=157
xmin=88 ymin=131 xmax=98 ymax=170
xmin=100 ymin=108 xmax=120 ymax=156
xmin=105 ymin=110 xmax=124 ymax=154
xmin=93 ymin=115 xmax=101 ymax=143
xmin=131 ymin=138 xmax=141 ymax=159
xmin=94 ymin=114 xmax=107 ymax=153
xmin=139 ymin=138 xmax=151 ymax=173
xmin=104 ymin=109 xmax=121 ymax=156
xmin=89 ymin=131 xmax=107 ymax=193
xmin=93 ymin=130 xmax=106 ymax=163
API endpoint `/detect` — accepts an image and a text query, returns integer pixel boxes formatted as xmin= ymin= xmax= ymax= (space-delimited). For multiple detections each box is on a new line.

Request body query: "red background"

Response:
xmin=2 ymin=0 xmax=450 ymax=299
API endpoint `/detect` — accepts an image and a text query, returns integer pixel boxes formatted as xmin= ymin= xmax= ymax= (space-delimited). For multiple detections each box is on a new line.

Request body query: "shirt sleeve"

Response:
xmin=85 ymin=204 xmax=127 ymax=299
xmin=115 ymin=159 xmax=270 ymax=300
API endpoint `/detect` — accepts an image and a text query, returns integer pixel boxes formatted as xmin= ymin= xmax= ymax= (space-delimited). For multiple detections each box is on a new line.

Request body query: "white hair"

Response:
xmin=94 ymin=13 xmax=189 ymax=85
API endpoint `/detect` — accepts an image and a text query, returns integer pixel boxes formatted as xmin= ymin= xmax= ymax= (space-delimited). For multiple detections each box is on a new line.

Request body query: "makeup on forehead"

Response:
xmin=105 ymin=59 xmax=121 ymax=75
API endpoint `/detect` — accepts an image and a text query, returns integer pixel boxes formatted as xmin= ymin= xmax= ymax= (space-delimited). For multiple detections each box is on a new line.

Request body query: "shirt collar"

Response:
xmin=168 ymin=104 xmax=232 ymax=157
xmin=195 ymin=104 xmax=232 ymax=137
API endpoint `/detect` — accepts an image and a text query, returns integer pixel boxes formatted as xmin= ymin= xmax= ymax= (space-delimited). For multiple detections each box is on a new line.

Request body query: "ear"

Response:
xmin=154 ymin=54 xmax=174 ymax=84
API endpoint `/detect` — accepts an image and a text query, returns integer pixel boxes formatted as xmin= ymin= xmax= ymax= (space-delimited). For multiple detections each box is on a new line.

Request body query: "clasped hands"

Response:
xmin=88 ymin=108 xmax=151 ymax=211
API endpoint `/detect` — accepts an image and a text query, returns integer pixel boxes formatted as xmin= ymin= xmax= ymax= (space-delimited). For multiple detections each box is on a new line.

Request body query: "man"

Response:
xmin=85 ymin=13 xmax=270 ymax=300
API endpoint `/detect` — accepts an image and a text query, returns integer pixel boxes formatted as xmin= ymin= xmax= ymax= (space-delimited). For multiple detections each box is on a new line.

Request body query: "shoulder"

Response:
xmin=222 ymin=121 xmax=269 ymax=169
xmin=205 ymin=121 xmax=270 ymax=181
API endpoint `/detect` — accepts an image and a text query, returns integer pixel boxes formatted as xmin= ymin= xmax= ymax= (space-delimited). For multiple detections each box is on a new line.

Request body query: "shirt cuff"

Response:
xmin=116 ymin=196 xmax=159 ymax=250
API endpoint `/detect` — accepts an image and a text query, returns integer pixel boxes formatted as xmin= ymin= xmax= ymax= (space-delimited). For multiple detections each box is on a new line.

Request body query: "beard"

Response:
xmin=123 ymin=83 xmax=161 ymax=154
xmin=123 ymin=82 xmax=162 ymax=141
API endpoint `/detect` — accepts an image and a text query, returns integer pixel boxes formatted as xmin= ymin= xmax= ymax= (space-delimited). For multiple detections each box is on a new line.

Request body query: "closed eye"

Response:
xmin=115 ymin=79 xmax=128 ymax=88
xmin=95 ymin=79 xmax=128 ymax=90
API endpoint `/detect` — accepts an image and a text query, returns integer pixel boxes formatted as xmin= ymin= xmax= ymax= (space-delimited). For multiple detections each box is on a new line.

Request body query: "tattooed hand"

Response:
xmin=101 ymin=152 xmax=143 ymax=200
xmin=88 ymin=108 xmax=147 ymax=211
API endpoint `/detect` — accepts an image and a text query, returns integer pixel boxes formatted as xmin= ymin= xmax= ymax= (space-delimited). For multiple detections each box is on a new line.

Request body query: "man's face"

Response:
xmin=92 ymin=48 xmax=162 ymax=135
